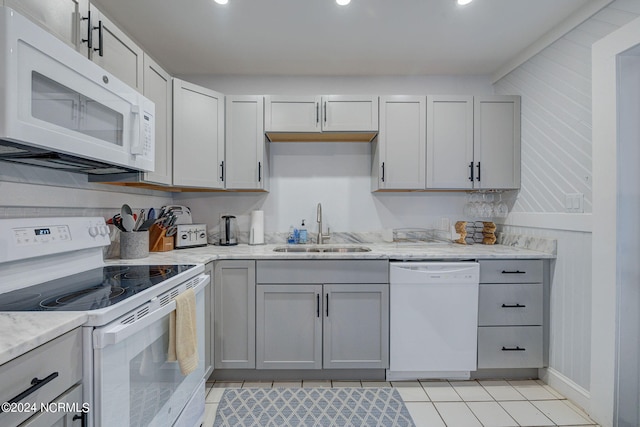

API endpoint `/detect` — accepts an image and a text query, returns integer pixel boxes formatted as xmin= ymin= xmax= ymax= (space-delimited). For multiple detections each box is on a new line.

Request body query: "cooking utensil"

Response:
xmin=122 ymin=213 xmax=136 ymax=232
xmin=134 ymin=209 xmax=145 ymax=231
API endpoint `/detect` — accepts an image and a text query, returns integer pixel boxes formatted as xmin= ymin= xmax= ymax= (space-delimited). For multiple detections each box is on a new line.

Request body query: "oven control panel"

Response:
xmin=13 ymin=225 xmax=71 ymax=246
xmin=0 ymin=217 xmax=111 ymax=264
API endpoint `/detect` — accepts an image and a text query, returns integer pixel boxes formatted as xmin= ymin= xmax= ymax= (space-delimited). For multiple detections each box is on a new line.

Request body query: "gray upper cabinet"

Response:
xmin=173 ymin=79 xmax=225 ymax=189
xmin=225 ymin=96 xmax=268 ymax=191
xmin=87 ymin=5 xmax=144 ymax=92
xmin=426 ymin=95 xmax=521 ymax=190
xmin=373 ymin=96 xmax=426 ymax=190
xmin=264 ymin=95 xmax=378 ymax=133
xmin=473 ymin=95 xmax=521 ymax=190
xmin=142 ymin=54 xmax=172 ymax=186
xmin=213 ymin=260 xmax=256 ymax=369
xmin=323 ymin=284 xmax=389 ymax=369
xmin=256 ymin=284 xmax=323 ymax=370
xmin=4 ymin=0 xmax=88 ymax=51
xmin=426 ymin=95 xmax=474 ymax=189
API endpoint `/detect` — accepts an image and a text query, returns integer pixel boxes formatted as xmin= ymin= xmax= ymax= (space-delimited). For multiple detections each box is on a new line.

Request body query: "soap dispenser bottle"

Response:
xmin=287 ymin=225 xmax=296 ymax=244
xmin=299 ymin=220 xmax=308 ymax=244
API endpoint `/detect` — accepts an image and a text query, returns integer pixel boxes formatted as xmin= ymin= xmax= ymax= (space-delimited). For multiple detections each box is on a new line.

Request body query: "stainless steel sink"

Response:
xmin=273 ymin=246 xmax=371 ymax=253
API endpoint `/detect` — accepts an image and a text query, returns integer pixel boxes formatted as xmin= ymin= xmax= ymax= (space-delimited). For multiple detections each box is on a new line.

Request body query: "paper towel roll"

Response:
xmin=249 ymin=210 xmax=265 ymax=245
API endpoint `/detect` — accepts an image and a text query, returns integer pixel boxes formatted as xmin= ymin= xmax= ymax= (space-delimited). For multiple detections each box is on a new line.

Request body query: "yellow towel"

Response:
xmin=167 ymin=288 xmax=199 ymax=375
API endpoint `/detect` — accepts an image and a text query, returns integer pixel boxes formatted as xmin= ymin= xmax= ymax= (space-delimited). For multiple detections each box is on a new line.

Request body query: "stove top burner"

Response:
xmin=40 ymin=285 xmax=126 ymax=310
xmin=0 ymin=264 xmax=196 ymax=312
xmin=114 ymin=266 xmax=173 ymax=281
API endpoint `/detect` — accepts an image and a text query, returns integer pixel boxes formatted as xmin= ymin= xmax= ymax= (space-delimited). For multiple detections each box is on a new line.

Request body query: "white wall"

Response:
xmin=494 ymin=0 xmax=640 ymax=423
xmin=174 ymin=75 xmax=493 ymax=236
xmin=0 ymin=163 xmax=173 ymax=219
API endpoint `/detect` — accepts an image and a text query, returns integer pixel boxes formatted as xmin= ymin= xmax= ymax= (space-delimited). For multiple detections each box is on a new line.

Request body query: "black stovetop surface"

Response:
xmin=0 ymin=264 xmax=196 ymax=311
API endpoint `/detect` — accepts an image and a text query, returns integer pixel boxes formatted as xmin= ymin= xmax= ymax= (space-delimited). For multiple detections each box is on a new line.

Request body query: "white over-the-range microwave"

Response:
xmin=0 ymin=6 xmax=155 ymax=174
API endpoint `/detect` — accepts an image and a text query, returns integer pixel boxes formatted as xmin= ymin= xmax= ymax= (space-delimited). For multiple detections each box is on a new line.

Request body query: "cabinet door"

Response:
xmin=214 ymin=260 xmax=255 ymax=369
xmin=173 ymin=79 xmax=225 ymax=189
xmin=426 ymin=95 xmax=474 ymax=189
xmin=19 ymin=384 xmax=84 ymax=427
xmin=225 ymin=96 xmax=267 ymax=190
xmin=473 ymin=95 xmax=521 ymax=189
xmin=89 ymin=6 xmax=143 ymax=92
xmin=264 ymin=95 xmax=321 ymax=132
xmin=376 ymin=96 xmax=426 ymax=190
xmin=323 ymin=284 xmax=389 ymax=369
xmin=142 ymin=54 xmax=172 ymax=185
xmin=5 ymin=0 xmax=88 ymax=51
xmin=322 ymin=95 xmax=378 ymax=132
xmin=204 ymin=262 xmax=214 ymax=378
xmin=256 ymin=284 xmax=323 ymax=369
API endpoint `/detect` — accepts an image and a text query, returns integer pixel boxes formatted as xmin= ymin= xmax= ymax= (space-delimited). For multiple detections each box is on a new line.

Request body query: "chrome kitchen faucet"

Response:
xmin=316 ymin=202 xmax=331 ymax=244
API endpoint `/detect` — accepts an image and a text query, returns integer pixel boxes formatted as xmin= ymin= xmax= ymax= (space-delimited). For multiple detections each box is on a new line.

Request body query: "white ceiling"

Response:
xmin=91 ymin=0 xmax=594 ymax=77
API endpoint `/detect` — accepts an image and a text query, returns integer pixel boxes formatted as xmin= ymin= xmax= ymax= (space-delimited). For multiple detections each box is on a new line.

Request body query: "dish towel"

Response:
xmin=168 ymin=288 xmax=199 ymax=375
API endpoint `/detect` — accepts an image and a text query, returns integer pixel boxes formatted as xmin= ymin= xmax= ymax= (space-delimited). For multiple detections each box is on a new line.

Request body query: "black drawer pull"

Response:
xmin=316 ymin=293 xmax=320 ymax=318
xmin=502 ymin=303 xmax=526 ymax=308
xmin=502 ymin=346 xmax=526 ymax=351
xmin=0 ymin=372 xmax=58 ymax=413
xmin=501 ymin=270 xmax=526 ymax=274
xmin=73 ymin=413 xmax=87 ymax=426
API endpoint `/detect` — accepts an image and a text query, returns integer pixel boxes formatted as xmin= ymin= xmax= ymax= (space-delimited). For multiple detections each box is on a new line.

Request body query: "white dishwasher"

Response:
xmin=387 ymin=261 xmax=480 ymax=381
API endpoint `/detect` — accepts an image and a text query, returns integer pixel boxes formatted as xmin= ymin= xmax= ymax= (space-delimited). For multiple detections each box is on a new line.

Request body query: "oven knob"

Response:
xmin=88 ymin=226 xmax=99 ymax=237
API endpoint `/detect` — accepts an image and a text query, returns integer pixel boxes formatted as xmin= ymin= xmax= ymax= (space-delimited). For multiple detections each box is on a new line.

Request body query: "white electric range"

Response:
xmin=0 ymin=217 xmax=209 ymax=427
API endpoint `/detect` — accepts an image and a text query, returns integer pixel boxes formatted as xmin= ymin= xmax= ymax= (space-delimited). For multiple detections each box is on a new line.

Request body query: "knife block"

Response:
xmin=149 ymin=224 xmax=174 ymax=252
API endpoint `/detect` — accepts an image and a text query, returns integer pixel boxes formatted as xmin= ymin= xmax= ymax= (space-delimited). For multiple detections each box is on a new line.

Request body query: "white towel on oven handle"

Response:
xmin=168 ymin=288 xmax=198 ymax=375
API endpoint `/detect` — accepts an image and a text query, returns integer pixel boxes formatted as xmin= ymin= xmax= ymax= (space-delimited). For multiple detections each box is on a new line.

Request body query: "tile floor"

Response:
xmin=203 ymin=379 xmax=598 ymax=427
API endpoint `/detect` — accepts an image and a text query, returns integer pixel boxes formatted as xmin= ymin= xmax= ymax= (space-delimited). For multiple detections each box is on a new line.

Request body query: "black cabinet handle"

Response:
xmin=476 ymin=162 xmax=481 ymax=181
xmin=316 ymin=102 xmax=319 ymax=125
xmin=323 ymin=102 xmax=327 ymax=124
xmin=501 ymin=270 xmax=526 ymax=274
xmin=81 ymin=12 xmax=92 ymax=49
xmin=0 ymin=372 xmax=58 ymax=413
xmin=220 ymin=161 xmax=224 ymax=181
xmin=502 ymin=303 xmax=526 ymax=308
xmin=381 ymin=162 xmax=385 ymax=182
xmin=93 ymin=20 xmax=104 ymax=57
xmin=502 ymin=346 xmax=526 ymax=351
xmin=326 ymin=293 xmax=329 ymax=317
xmin=258 ymin=162 xmax=262 ymax=182
xmin=468 ymin=161 xmax=474 ymax=182
xmin=316 ymin=293 xmax=320 ymax=318
xmin=73 ymin=413 xmax=87 ymax=426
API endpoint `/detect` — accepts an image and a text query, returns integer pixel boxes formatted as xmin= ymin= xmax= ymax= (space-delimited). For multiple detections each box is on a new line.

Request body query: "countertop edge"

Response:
xmin=0 ymin=312 xmax=87 ymax=366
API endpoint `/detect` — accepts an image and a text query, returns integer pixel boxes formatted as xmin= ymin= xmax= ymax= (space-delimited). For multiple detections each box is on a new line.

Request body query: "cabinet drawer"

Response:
xmin=479 ymin=260 xmax=543 ymax=283
xmin=478 ymin=283 xmax=543 ymax=326
xmin=0 ymin=329 xmax=82 ymax=427
xmin=477 ymin=326 xmax=543 ymax=369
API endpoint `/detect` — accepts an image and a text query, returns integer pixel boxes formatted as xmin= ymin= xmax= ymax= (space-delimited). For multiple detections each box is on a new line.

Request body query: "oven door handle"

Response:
xmin=93 ymin=275 xmax=209 ymax=349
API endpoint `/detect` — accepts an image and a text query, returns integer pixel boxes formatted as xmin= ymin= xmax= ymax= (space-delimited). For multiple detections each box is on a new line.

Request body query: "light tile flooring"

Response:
xmin=203 ymin=379 xmax=598 ymax=427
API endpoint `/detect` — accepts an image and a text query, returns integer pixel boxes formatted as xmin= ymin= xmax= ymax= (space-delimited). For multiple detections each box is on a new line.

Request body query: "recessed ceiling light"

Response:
xmin=457 ymin=0 xmax=473 ymax=5
xmin=336 ymin=0 xmax=351 ymax=5
xmin=214 ymin=0 xmax=228 ymax=4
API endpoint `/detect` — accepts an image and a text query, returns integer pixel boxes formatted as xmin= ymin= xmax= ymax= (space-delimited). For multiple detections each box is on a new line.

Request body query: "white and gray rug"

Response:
xmin=213 ymin=387 xmax=415 ymax=427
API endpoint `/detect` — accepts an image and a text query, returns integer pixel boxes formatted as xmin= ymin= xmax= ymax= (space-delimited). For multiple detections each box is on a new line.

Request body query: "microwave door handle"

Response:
xmin=93 ymin=275 xmax=209 ymax=349
xmin=129 ymin=105 xmax=143 ymax=155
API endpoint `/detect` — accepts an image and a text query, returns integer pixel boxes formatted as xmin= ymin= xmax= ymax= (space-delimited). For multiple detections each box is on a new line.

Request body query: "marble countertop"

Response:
xmin=1 ymin=237 xmax=553 ymax=366
xmin=107 ymin=241 xmax=554 ymax=266
xmin=0 ymin=312 xmax=87 ymax=366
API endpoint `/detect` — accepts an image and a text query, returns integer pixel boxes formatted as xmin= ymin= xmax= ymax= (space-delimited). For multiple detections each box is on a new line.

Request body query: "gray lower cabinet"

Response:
xmin=323 ymin=284 xmax=389 ymax=369
xmin=214 ymin=260 xmax=256 ymax=369
xmin=477 ymin=259 xmax=544 ymax=369
xmin=204 ymin=261 xmax=214 ymax=377
xmin=256 ymin=284 xmax=323 ymax=369
xmin=255 ymin=260 xmax=389 ymax=370
xmin=256 ymin=283 xmax=389 ymax=370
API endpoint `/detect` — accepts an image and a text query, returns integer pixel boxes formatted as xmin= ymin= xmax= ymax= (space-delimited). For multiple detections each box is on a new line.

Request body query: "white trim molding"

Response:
xmin=501 ymin=212 xmax=592 ymax=233
xmin=539 ymin=367 xmax=591 ymax=414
